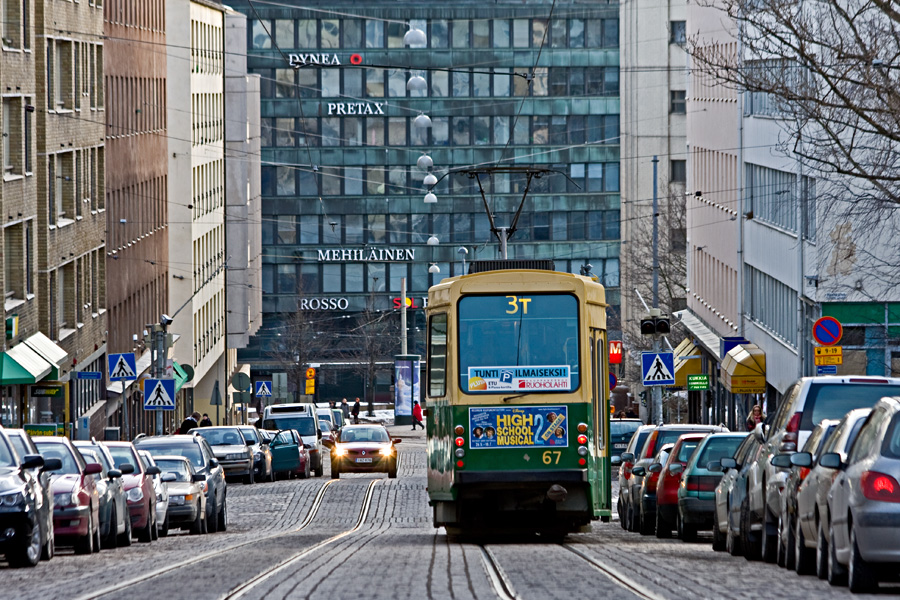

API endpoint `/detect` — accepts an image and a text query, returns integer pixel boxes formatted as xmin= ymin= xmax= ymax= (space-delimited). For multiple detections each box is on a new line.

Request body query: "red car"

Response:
xmin=654 ymin=433 xmax=706 ymax=538
xmin=33 ymin=437 xmax=102 ymax=554
xmin=104 ymin=441 xmax=160 ymax=543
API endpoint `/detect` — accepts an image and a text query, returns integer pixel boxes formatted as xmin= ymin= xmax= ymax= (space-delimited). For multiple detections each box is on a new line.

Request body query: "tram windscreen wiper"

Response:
xmin=502 ymin=393 xmax=528 ymax=402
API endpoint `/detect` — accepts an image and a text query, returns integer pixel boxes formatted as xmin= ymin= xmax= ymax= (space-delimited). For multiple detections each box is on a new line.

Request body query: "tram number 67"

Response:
xmin=506 ymin=295 xmax=532 ymax=314
xmin=542 ymin=450 xmax=561 ymax=464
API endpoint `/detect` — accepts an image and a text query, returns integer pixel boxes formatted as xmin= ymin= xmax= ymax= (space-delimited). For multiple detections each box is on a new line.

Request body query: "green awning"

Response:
xmin=23 ymin=332 xmax=68 ymax=380
xmin=0 ymin=345 xmax=53 ymax=385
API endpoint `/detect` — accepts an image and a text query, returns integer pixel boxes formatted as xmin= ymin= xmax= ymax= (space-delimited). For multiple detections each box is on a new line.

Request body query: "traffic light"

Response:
xmin=640 ymin=315 xmax=670 ymax=335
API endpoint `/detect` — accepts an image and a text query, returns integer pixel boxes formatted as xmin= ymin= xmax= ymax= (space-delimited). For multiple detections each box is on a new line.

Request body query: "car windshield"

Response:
xmin=676 ymin=440 xmax=701 ymax=462
xmin=340 ymin=428 xmax=390 ymax=443
xmin=0 ymin=438 xmax=15 ymax=468
xmin=802 ymin=383 xmax=900 ymax=429
xmin=320 ymin=421 xmax=332 ymax=432
xmin=458 ymin=294 xmax=580 ymax=394
xmin=139 ymin=443 xmax=205 ymax=469
xmin=35 ymin=441 xmax=80 ymax=474
xmin=7 ymin=435 xmax=30 ymax=462
xmin=239 ymin=428 xmax=259 ymax=444
xmin=645 ymin=429 xmax=716 ymax=458
xmin=261 ymin=417 xmax=317 ymax=436
xmin=107 ymin=445 xmax=140 ymax=471
xmin=611 ymin=421 xmax=641 ymax=436
xmin=79 ymin=449 xmax=105 ymax=479
xmin=194 ymin=428 xmax=245 ymax=446
xmin=697 ymin=436 xmax=744 ymax=466
xmin=155 ymin=460 xmax=192 ymax=482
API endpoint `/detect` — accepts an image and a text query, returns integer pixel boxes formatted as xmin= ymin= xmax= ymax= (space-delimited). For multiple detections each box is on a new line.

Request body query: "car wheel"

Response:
xmin=217 ymin=497 xmax=227 ymax=532
xmin=794 ymin=515 xmax=813 ymax=575
xmin=816 ymin=520 xmax=829 ymax=579
xmin=102 ymin=506 xmax=118 ymax=550
xmin=7 ymin=520 xmax=42 ymax=568
xmin=201 ymin=507 xmax=208 ymax=534
xmin=679 ymin=511 xmax=697 ymax=543
xmin=627 ymin=503 xmax=639 ymax=533
xmin=268 ymin=464 xmax=276 ymax=483
xmin=712 ymin=520 xmax=726 ymax=551
xmin=75 ymin=514 xmax=94 ymax=555
xmin=137 ymin=512 xmax=153 ymax=543
xmin=848 ymin=526 xmax=877 ymax=594
xmin=190 ymin=504 xmax=204 ymax=535
xmin=780 ymin=513 xmax=795 ymax=570
xmin=331 ymin=462 xmax=340 ymax=479
xmin=118 ymin=511 xmax=133 ymax=547
xmin=655 ymin=509 xmax=671 ymax=538
xmin=40 ymin=519 xmax=54 ymax=561
xmin=827 ymin=524 xmax=847 ymax=586
xmin=639 ymin=507 xmax=655 ymax=536
xmin=727 ymin=519 xmax=743 ymax=556
xmin=159 ymin=513 xmax=169 ymax=538
xmin=388 ymin=462 xmax=398 ymax=479
xmin=741 ymin=498 xmax=761 ymax=560
xmin=207 ymin=499 xmax=219 ymax=534
xmin=314 ymin=457 xmax=323 ymax=478
xmin=761 ymin=509 xmax=777 ymax=563
xmin=150 ymin=510 xmax=159 ymax=541
xmin=244 ymin=471 xmax=254 ymax=485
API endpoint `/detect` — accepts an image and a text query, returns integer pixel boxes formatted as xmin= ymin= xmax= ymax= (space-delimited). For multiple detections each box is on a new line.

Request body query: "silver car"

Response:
xmin=190 ymin=426 xmax=255 ymax=484
xmin=138 ymin=450 xmax=170 ymax=536
xmin=821 ymin=396 xmax=900 ymax=593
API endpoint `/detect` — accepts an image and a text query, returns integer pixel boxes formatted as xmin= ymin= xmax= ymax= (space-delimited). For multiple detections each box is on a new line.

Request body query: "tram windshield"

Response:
xmin=458 ymin=294 xmax=579 ymax=394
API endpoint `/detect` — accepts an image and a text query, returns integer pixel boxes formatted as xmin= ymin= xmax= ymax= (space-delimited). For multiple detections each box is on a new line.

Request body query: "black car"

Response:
xmin=134 ymin=434 xmax=228 ymax=532
xmin=5 ymin=429 xmax=58 ymax=561
xmin=0 ymin=429 xmax=60 ymax=567
xmin=610 ymin=418 xmax=643 ymax=458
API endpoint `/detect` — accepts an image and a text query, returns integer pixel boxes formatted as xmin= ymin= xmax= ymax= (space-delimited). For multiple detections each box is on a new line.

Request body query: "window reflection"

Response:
xmin=321 ymin=19 xmax=340 ymax=48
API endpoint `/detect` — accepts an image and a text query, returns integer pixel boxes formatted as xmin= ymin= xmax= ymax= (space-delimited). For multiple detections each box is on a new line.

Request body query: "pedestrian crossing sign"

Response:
xmin=108 ymin=353 xmax=137 ymax=381
xmin=641 ymin=352 xmax=675 ymax=386
xmin=255 ymin=381 xmax=272 ymax=397
xmin=143 ymin=378 xmax=176 ymax=410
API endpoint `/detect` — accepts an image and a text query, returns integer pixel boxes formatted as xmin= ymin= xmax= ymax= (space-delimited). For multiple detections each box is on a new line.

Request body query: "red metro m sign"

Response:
xmin=609 ymin=341 xmax=623 ymax=365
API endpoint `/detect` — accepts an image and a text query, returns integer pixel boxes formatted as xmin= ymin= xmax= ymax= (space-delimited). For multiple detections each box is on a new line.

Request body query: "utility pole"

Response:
xmin=651 ymin=155 xmax=662 ymax=425
xmin=148 ymin=321 xmax=169 ymax=436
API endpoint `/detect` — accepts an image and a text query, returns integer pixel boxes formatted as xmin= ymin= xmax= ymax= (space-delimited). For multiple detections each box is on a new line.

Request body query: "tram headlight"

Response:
xmin=577 ymin=446 xmax=589 ymax=456
xmin=454 ymin=425 xmax=465 ymax=436
xmin=454 ymin=448 xmax=465 ymax=459
xmin=454 ymin=437 xmax=465 ymax=447
xmin=577 ymin=434 xmax=588 ymax=445
xmin=577 ymin=423 xmax=588 ymax=434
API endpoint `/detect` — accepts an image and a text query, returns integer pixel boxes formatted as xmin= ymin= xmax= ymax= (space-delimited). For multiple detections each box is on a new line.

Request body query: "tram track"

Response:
xmin=72 ymin=478 xmax=361 ymax=600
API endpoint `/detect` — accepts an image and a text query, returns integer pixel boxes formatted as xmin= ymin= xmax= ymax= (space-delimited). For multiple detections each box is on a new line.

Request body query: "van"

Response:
xmin=260 ymin=403 xmax=323 ymax=476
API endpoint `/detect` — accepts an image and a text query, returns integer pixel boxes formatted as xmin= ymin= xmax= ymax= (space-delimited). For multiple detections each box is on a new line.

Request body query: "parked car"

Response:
xmin=317 ymin=406 xmax=337 ymax=429
xmin=332 ymin=409 xmax=345 ymax=430
xmin=631 ymin=443 xmax=674 ymax=535
xmin=190 ymin=426 xmax=255 ymax=484
xmin=0 ymin=429 xmax=59 ymax=567
xmin=268 ymin=429 xmax=310 ymax=479
xmin=714 ymin=433 xmax=764 ymax=556
xmin=626 ymin=424 xmax=727 ymax=534
xmin=749 ymin=376 xmax=900 ymax=563
xmin=151 ymin=456 xmax=207 ymax=535
xmin=5 ymin=429 xmax=58 ymax=562
xmin=613 ymin=424 xmax=654 ymax=529
xmin=134 ymin=435 xmax=227 ymax=533
xmin=239 ymin=426 xmax=273 ymax=483
xmin=104 ymin=441 xmax=159 ymax=543
xmin=138 ymin=451 xmax=170 ymax=536
xmin=771 ymin=419 xmax=839 ymax=572
xmin=610 ymin=418 xmax=643 ymax=459
xmin=328 ymin=424 xmax=400 ymax=479
xmin=653 ymin=434 xmax=706 ymax=538
xmin=74 ymin=441 xmax=130 ymax=549
xmin=814 ymin=398 xmax=900 ymax=591
xmin=320 ymin=420 xmax=337 ymax=447
xmin=33 ymin=437 xmax=101 ymax=554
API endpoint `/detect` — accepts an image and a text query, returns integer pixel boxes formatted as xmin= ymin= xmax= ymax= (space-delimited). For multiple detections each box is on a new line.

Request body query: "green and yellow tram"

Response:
xmin=424 ymin=261 xmax=613 ymax=537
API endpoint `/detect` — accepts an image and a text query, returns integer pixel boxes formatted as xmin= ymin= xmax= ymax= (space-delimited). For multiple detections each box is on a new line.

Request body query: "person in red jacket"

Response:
xmin=412 ymin=400 xmax=424 ymax=430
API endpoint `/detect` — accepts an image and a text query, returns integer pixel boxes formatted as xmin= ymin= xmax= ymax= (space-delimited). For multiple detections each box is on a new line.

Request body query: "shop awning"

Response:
xmin=721 ymin=343 xmax=766 ymax=394
xmin=23 ymin=332 xmax=68 ymax=380
xmin=0 ymin=344 xmax=53 ymax=385
xmin=673 ymin=338 xmax=703 ymax=387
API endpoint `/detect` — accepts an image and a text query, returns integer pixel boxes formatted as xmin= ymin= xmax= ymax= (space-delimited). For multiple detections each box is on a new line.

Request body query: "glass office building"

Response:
xmin=231 ymin=1 xmax=621 ymax=394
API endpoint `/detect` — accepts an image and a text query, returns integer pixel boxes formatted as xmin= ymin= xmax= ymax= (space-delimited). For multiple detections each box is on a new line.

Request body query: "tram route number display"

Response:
xmin=469 ymin=406 xmax=569 ymax=449
xmin=468 ymin=366 xmax=571 ymax=392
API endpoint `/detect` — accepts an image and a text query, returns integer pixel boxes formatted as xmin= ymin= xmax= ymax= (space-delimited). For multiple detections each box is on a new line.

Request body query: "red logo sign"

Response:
xmin=350 ymin=53 xmax=363 ymax=65
xmin=609 ymin=341 xmax=623 ymax=364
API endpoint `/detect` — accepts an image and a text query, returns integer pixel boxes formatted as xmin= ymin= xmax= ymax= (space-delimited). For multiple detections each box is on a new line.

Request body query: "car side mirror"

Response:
xmin=209 ymin=458 xmax=219 ymax=468
xmin=620 ymin=452 xmax=634 ymax=463
xmin=161 ymin=472 xmax=176 ymax=482
xmin=771 ymin=454 xmax=793 ymax=468
xmin=706 ymin=460 xmax=722 ymax=472
xmin=631 ymin=466 xmax=646 ymax=477
xmin=22 ymin=454 xmax=45 ymax=470
xmin=119 ymin=463 xmax=135 ymax=475
xmin=192 ymin=473 xmax=206 ymax=482
xmin=317 ymin=429 xmax=322 ymax=439
xmin=648 ymin=462 xmax=662 ymax=474
xmin=84 ymin=463 xmax=103 ymax=475
xmin=393 ymin=438 xmax=402 ymax=444
xmin=321 ymin=439 xmax=334 ymax=449
xmin=246 ymin=439 xmax=255 ymax=446
xmin=108 ymin=469 xmax=122 ymax=479
xmin=42 ymin=457 xmax=62 ymax=472
xmin=668 ymin=463 xmax=684 ymax=475
xmin=818 ymin=452 xmax=844 ymax=470
xmin=720 ymin=457 xmax=737 ymax=470
xmin=790 ymin=452 xmax=813 ymax=468
xmin=611 ymin=456 xmax=622 ymax=466
xmin=261 ymin=439 xmax=270 ymax=445
xmin=146 ymin=465 xmax=161 ymax=476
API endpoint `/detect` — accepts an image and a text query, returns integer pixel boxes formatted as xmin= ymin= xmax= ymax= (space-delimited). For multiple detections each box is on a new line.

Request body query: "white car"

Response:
xmin=138 ymin=450 xmax=170 ymax=536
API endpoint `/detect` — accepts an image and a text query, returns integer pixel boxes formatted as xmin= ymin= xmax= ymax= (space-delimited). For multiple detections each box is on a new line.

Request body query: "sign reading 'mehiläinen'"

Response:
xmin=318 ymin=248 xmax=416 ymax=262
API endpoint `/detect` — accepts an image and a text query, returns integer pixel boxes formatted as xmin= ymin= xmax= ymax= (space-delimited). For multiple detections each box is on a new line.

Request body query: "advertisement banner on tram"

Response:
xmin=468 ymin=406 xmax=569 ymax=449
xmin=467 ymin=366 xmax=571 ymax=392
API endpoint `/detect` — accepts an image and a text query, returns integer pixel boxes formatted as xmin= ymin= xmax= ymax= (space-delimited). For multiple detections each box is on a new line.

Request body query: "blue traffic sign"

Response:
xmin=813 ymin=317 xmax=842 ymax=346
xmin=255 ymin=381 xmax=273 ymax=397
xmin=108 ymin=353 xmax=137 ymax=381
xmin=143 ymin=379 xmax=176 ymax=411
xmin=641 ymin=352 xmax=675 ymax=386
xmin=816 ymin=364 xmax=838 ymax=375
xmin=609 ymin=373 xmax=618 ymax=390
xmin=74 ymin=371 xmax=102 ymax=380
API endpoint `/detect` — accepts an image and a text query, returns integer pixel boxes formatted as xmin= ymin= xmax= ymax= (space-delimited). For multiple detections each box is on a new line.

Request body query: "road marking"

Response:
xmin=562 ymin=544 xmax=666 ymax=600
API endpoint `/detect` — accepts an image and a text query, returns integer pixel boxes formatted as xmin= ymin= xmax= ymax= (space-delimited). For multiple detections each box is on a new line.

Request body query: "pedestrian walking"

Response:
xmin=351 ymin=398 xmax=361 ymax=424
xmin=178 ymin=411 xmax=200 ymax=434
xmin=746 ymin=404 xmax=765 ymax=431
xmin=341 ymin=398 xmax=351 ymax=420
xmin=199 ymin=413 xmax=213 ymax=427
xmin=412 ymin=400 xmax=424 ymax=430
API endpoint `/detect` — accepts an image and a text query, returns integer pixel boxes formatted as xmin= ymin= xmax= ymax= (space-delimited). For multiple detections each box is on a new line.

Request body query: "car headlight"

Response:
xmin=126 ymin=487 xmax=144 ymax=503
xmin=53 ymin=492 xmax=76 ymax=509
xmin=334 ymin=446 xmax=347 ymax=457
xmin=380 ymin=447 xmax=393 ymax=457
xmin=156 ymin=492 xmax=163 ymax=502
xmin=169 ymin=495 xmax=185 ymax=506
xmin=253 ymin=451 xmax=262 ymax=460
xmin=0 ymin=490 xmax=26 ymax=507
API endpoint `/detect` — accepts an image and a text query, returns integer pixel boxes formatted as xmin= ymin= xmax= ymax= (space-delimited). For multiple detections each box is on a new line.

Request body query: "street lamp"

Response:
xmin=403 ymin=27 xmax=427 ymax=46
xmin=426 ymin=235 xmax=439 ymax=246
xmin=423 ymin=173 xmax=438 ymax=187
xmin=414 ymin=113 xmax=432 ymax=128
xmin=424 ymin=191 xmax=437 ymax=204
xmin=428 ymin=263 xmax=440 ymax=274
xmin=416 ymin=154 xmax=433 ymax=171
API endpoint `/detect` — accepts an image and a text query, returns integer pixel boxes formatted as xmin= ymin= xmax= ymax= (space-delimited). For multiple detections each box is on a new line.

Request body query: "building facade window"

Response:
xmin=670 ymin=21 xmax=686 ymax=45
xmin=670 ymin=90 xmax=686 ymax=114
xmin=745 ymin=265 xmax=797 ymax=346
xmin=745 ymin=163 xmax=798 ymax=232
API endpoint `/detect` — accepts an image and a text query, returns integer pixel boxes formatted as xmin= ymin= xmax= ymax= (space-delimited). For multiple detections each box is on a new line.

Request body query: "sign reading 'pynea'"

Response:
xmin=317 ymin=248 xmax=416 ymax=262
xmin=289 ymin=53 xmax=341 ymax=67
